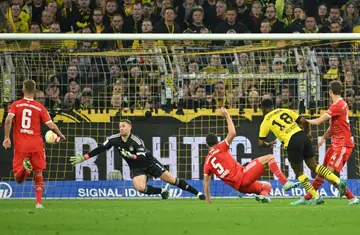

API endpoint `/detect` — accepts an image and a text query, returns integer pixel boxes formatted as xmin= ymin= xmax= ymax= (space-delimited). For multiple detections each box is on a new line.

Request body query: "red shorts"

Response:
xmin=13 ymin=149 xmax=46 ymax=175
xmin=238 ymin=159 xmax=266 ymax=193
xmin=323 ymin=146 xmax=353 ymax=172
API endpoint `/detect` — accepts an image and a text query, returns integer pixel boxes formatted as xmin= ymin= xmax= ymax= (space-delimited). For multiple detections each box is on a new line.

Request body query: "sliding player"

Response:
xmin=203 ymin=108 xmax=300 ymax=204
xmin=292 ymin=80 xmax=359 ymax=205
xmin=2 ymin=79 xmax=66 ymax=208
xmin=70 ymin=119 xmax=205 ymax=200
xmin=259 ymin=98 xmax=347 ymax=205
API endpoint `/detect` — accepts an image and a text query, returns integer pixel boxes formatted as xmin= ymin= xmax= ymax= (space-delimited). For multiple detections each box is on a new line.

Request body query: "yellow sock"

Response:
xmin=298 ymin=174 xmax=319 ymax=199
xmin=315 ymin=165 xmax=340 ymax=184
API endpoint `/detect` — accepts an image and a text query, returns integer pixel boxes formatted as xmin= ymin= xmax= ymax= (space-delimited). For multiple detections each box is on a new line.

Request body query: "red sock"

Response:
xmin=331 ymin=183 xmax=355 ymax=199
xmin=268 ymin=158 xmax=287 ymax=185
xmin=260 ymin=184 xmax=272 ymax=196
xmin=15 ymin=169 xmax=30 ymax=184
xmin=304 ymin=175 xmax=324 ymax=200
xmin=34 ymin=174 xmax=44 ymax=205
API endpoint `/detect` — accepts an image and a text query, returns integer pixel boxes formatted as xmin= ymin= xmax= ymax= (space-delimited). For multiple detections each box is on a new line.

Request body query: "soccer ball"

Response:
xmin=45 ymin=131 xmax=59 ymax=144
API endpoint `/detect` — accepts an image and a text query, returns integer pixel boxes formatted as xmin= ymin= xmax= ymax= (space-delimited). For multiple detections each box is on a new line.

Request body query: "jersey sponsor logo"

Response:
xmin=0 ymin=182 xmax=13 ymax=198
xmin=20 ymin=128 xmax=34 ymax=134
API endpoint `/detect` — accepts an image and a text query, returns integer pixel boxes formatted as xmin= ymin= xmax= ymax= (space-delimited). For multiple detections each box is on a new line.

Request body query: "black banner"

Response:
xmin=0 ymin=116 xmax=359 ymax=180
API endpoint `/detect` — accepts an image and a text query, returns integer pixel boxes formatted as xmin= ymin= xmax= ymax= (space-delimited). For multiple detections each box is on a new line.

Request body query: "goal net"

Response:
xmin=0 ymin=36 xmax=359 ymax=199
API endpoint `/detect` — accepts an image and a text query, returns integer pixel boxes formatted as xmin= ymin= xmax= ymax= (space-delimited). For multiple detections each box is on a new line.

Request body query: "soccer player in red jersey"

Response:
xmin=2 ymin=80 xmax=66 ymax=208
xmin=292 ymin=80 xmax=359 ymax=205
xmin=203 ymin=107 xmax=300 ymax=204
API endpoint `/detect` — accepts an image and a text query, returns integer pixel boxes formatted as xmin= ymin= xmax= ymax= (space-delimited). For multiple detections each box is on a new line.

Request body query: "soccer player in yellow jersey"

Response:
xmin=258 ymin=99 xmax=347 ymax=205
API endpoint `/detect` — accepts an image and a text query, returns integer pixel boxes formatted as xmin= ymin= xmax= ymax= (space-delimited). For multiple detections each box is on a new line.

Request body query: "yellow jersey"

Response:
xmin=259 ymin=108 xmax=302 ymax=148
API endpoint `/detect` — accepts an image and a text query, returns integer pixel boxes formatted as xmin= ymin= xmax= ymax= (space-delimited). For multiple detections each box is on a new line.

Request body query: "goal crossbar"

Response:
xmin=0 ymin=33 xmax=360 ymax=41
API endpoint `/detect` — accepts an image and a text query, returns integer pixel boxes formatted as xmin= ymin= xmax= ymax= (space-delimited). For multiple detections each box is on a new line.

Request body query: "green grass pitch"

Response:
xmin=0 ymin=198 xmax=358 ymax=235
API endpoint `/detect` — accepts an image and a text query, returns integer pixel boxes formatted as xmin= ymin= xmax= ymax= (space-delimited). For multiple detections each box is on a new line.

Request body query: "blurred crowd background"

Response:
xmin=0 ymin=0 xmax=359 ymax=114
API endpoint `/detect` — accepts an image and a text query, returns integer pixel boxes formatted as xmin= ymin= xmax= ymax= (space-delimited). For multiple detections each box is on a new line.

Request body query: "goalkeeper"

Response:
xmin=70 ymin=119 xmax=205 ymax=200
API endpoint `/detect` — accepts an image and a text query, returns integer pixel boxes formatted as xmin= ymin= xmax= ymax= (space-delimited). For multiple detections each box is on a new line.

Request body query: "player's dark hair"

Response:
xmin=329 ymin=80 xmax=342 ymax=95
xmin=261 ymin=98 xmax=274 ymax=109
xmin=120 ymin=119 xmax=132 ymax=125
xmin=23 ymin=79 xmax=36 ymax=93
xmin=206 ymin=133 xmax=218 ymax=147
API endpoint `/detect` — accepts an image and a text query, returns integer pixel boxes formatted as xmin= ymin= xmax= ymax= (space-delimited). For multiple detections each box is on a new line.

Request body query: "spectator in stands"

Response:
xmin=228 ymin=85 xmax=241 ymax=109
xmin=34 ymin=90 xmax=45 ymax=106
xmin=215 ymin=8 xmax=248 ymax=46
xmin=91 ymin=8 xmax=106 ymax=34
xmin=109 ymin=64 xmax=121 ymax=82
xmin=30 ymin=22 xmax=41 ymax=33
xmin=47 ymin=1 xmax=58 ymax=22
xmin=278 ymin=2 xmax=295 ymax=27
xmin=185 ymin=7 xmax=210 ymax=33
xmin=28 ymin=0 xmax=45 ymax=25
xmin=234 ymin=0 xmax=250 ymax=23
xmin=211 ymin=0 xmax=227 ymax=32
xmin=68 ymin=80 xmax=82 ymax=99
xmin=260 ymin=19 xmax=271 ymax=34
xmin=7 ymin=4 xmax=28 ymax=33
xmin=177 ymin=0 xmax=198 ymax=30
xmin=45 ymin=82 xmax=61 ymax=110
xmin=188 ymin=60 xmax=199 ymax=74
xmin=243 ymin=1 xmax=263 ymax=33
xmin=265 ymin=4 xmax=285 ymax=33
xmin=111 ymin=83 xmax=127 ymax=109
xmin=184 ymin=85 xmax=210 ymax=109
xmin=342 ymin=1 xmax=360 ymax=29
xmin=201 ymin=54 xmax=229 ymax=74
xmin=40 ymin=9 xmax=55 ymax=32
xmin=99 ymin=13 xmax=124 ymax=50
xmin=12 ymin=0 xmax=30 ymax=24
xmin=354 ymin=58 xmax=360 ymax=74
xmin=287 ymin=5 xmax=306 ymax=32
xmin=276 ymin=85 xmax=296 ymax=109
xmin=121 ymin=0 xmax=133 ymax=17
xmin=73 ymin=0 xmax=91 ymax=31
xmin=50 ymin=22 xmax=61 ymax=33
xmin=211 ymin=81 xmax=229 ymax=108
xmin=142 ymin=3 xmax=153 ymax=21
xmin=202 ymin=0 xmax=217 ymax=31
xmin=344 ymin=70 xmax=359 ymax=96
xmin=80 ymin=88 xmax=93 ymax=109
xmin=316 ymin=4 xmax=328 ymax=31
xmin=103 ymin=0 xmax=119 ymax=26
xmin=123 ymin=2 xmax=144 ymax=47
xmin=248 ymin=86 xmax=260 ymax=110
xmin=152 ymin=0 xmax=171 ymax=23
xmin=323 ymin=55 xmax=340 ymax=82
xmin=321 ymin=5 xmax=350 ymax=33
xmin=300 ymin=15 xmax=319 ymax=33
xmin=63 ymin=92 xmax=78 ymax=110
xmin=59 ymin=0 xmax=77 ymax=32
xmin=153 ymin=7 xmax=181 ymax=33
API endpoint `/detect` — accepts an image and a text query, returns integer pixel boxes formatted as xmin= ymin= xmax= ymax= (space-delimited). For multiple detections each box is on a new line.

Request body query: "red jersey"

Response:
xmin=8 ymin=98 xmax=52 ymax=153
xmin=204 ymin=140 xmax=244 ymax=190
xmin=326 ymin=98 xmax=354 ymax=148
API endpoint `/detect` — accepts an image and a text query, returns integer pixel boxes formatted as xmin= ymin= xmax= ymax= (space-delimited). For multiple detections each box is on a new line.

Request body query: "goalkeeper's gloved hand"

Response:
xmin=70 ymin=153 xmax=89 ymax=166
xmin=120 ymin=148 xmax=137 ymax=160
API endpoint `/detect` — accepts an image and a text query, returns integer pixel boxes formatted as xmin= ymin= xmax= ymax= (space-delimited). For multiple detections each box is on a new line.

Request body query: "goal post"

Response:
xmin=0 ymin=34 xmax=359 ymax=199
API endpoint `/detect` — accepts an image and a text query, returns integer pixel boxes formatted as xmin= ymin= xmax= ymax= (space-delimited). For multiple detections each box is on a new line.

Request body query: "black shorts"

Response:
xmin=130 ymin=158 xmax=166 ymax=179
xmin=286 ymin=131 xmax=315 ymax=164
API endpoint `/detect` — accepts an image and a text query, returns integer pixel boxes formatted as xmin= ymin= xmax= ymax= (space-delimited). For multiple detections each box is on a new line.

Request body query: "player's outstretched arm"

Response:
xmin=46 ymin=122 xmax=66 ymax=141
xmin=306 ymin=113 xmax=330 ymax=126
xmin=70 ymin=145 xmax=109 ymax=165
xmin=2 ymin=114 xmax=14 ymax=149
xmin=220 ymin=107 xmax=236 ymax=145
xmin=203 ymin=174 xmax=212 ymax=204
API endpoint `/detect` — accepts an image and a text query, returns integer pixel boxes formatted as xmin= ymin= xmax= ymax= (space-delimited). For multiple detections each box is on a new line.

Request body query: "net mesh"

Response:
xmin=0 ymin=39 xmax=359 ymax=198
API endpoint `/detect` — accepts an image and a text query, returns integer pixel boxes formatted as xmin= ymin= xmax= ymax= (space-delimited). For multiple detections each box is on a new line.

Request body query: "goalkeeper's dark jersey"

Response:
xmin=102 ymin=133 xmax=153 ymax=169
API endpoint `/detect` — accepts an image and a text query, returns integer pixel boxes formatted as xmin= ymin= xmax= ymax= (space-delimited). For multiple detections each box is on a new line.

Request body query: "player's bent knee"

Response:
xmin=135 ymin=185 xmax=146 ymax=193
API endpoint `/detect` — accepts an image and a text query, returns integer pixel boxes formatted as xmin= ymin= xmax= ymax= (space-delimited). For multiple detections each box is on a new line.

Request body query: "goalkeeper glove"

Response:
xmin=70 ymin=153 xmax=89 ymax=166
xmin=120 ymin=148 xmax=137 ymax=160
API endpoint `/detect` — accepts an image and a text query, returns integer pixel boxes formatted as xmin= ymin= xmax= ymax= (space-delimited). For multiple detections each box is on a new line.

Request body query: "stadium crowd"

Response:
xmin=0 ymin=0 xmax=359 ymax=113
